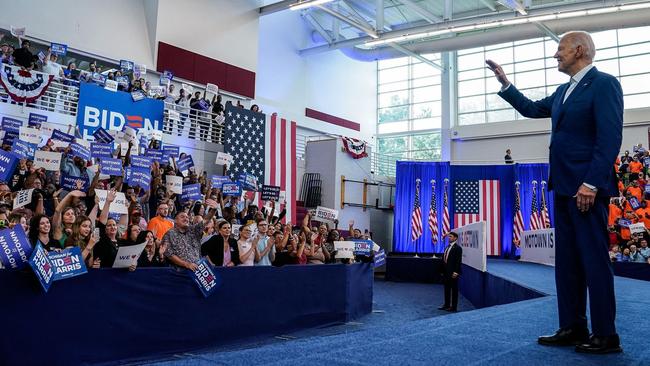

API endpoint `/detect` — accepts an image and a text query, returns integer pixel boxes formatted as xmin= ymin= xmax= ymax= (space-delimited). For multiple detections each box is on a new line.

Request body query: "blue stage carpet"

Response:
xmin=142 ymin=260 xmax=650 ymax=366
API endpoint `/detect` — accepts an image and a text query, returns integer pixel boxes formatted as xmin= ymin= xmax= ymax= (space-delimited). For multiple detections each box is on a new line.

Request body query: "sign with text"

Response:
xmin=206 ymin=83 xmax=219 ymax=95
xmin=457 ymin=221 xmax=487 ymax=272
xmin=334 ymin=241 xmax=355 ymax=259
xmin=177 ymin=155 xmax=194 ymax=172
xmin=0 ymin=226 xmax=32 ymax=270
xmin=146 ymin=148 xmax=163 ymax=163
xmin=49 ymin=247 xmax=88 ymax=280
xmin=112 ymin=243 xmax=147 ymax=268
xmin=238 ymin=173 xmax=258 ymax=191
xmin=630 ymin=222 xmax=646 ymax=234
xmin=100 ymin=158 xmax=123 ymax=176
xmin=60 ymin=174 xmax=89 ymax=191
xmin=95 ymin=189 xmax=129 ymax=214
xmin=261 ymin=185 xmax=281 ymax=201
xmin=11 ymin=140 xmax=36 ymax=160
xmin=120 ymin=60 xmax=134 ymax=72
xmin=352 ymin=239 xmax=373 ymax=256
xmin=374 ymin=249 xmax=386 ymax=267
xmin=13 ymin=189 xmax=34 ymax=209
xmin=130 ymin=155 xmax=152 ymax=169
xmin=29 ymin=244 xmax=54 ymax=292
xmin=33 ymin=151 xmax=61 ymax=171
xmin=128 ymin=167 xmax=151 ymax=190
xmin=182 ymin=183 xmax=202 ymax=202
xmin=520 ymin=228 xmax=555 ymax=267
xmin=28 ymin=113 xmax=47 ymax=128
xmin=190 ymin=258 xmax=221 ymax=297
xmin=165 ymin=175 xmax=183 ymax=194
xmin=92 ymin=127 xmax=114 ymax=143
xmin=222 ymin=183 xmax=241 ymax=196
xmin=215 ymin=152 xmax=233 ymax=166
xmin=162 ymin=145 xmax=180 ymax=160
xmin=50 ymin=42 xmax=68 ymax=56
xmin=51 ymin=129 xmax=74 ymax=143
xmin=90 ymin=142 xmax=113 ymax=159
xmin=70 ymin=142 xmax=91 ymax=161
xmin=211 ymin=175 xmax=231 ymax=189
xmin=315 ymin=206 xmax=339 ymax=224
xmin=18 ymin=126 xmax=41 ymax=145
xmin=630 ymin=197 xmax=641 ymax=210
xmin=2 ymin=116 xmax=22 ymax=133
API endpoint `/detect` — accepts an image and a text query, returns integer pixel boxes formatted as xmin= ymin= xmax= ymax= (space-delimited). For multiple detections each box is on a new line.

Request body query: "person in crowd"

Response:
xmin=13 ymin=38 xmax=34 ymax=69
xmin=639 ymin=239 xmax=650 ymax=261
xmin=163 ymin=201 xmax=216 ymax=270
xmin=28 ymin=214 xmax=54 ymax=250
xmin=52 ymin=190 xmax=85 ymax=248
xmin=250 ymin=104 xmax=260 ymax=113
xmin=64 ymin=215 xmax=96 ymax=264
xmin=505 ymin=149 xmax=514 ymax=164
xmin=620 ymin=247 xmax=631 ymax=262
xmin=254 ymin=220 xmax=275 ymax=266
xmin=323 ymin=229 xmax=339 ymax=263
xmin=93 ymin=189 xmax=134 ymax=268
xmin=147 ymin=202 xmax=174 ymax=241
xmin=488 ymin=31 xmax=623 ymax=353
xmin=439 ymin=232 xmax=462 ymax=312
xmin=237 ymin=223 xmax=257 ymax=266
xmin=201 ymin=220 xmax=240 ymax=267
xmin=629 ymin=244 xmax=646 ymax=263
xmin=292 ymin=230 xmax=307 ymax=265
xmin=136 ymin=230 xmax=167 ymax=267
xmin=175 ymin=88 xmax=191 ymax=136
xmin=272 ymin=224 xmax=291 ymax=266
xmin=41 ymin=48 xmax=64 ymax=78
xmin=609 ymin=245 xmax=621 ymax=262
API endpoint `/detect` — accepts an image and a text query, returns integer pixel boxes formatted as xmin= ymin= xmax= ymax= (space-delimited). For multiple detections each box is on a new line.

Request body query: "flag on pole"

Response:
xmin=453 ymin=179 xmax=501 ymax=256
xmin=540 ymin=181 xmax=551 ymax=229
xmin=442 ymin=178 xmax=450 ymax=235
xmin=530 ymin=181 xmax=542 ymax=230
xmin=513 ymin=181 xmax=525 ymax=243
xmin=411 ymin=179 xmax=423 ymax=241
xmin=428 ymin=180 xmax=438 ymax=242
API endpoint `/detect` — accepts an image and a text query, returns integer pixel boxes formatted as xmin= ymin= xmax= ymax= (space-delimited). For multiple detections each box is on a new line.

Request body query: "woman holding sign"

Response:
xmin=93 ymin=190 xmax=133 ymax=268
xmin=64 ymin=215 xmax=95 ymax=264
xmin=52 ymin=190 xmax=86 ymax=248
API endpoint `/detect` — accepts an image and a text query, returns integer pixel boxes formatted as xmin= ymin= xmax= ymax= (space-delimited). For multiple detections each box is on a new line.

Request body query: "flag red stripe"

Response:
xmin=291 ymin=121 xmax=297 ymax=223
xmin=270 ymin=114 xmax=277 ymax=186
xmin=280 ymin=118 xmax=287 ymax=194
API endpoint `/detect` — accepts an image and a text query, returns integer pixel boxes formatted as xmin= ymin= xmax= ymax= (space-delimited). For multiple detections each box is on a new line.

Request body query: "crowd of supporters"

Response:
xmin=608 ymin=143 xmax=650 ymax=264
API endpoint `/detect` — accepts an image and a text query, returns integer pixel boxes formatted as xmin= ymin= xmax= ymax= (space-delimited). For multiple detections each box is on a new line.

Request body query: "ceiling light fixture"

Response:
xmin=290 ymin=0 xmax=335 ymax=11
xmin=365 ymin=2 xmax=650 ymax=48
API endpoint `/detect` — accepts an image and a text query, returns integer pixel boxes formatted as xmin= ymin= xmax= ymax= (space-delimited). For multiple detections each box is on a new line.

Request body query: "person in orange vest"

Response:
xmin=608 ymin=198 xmax=623 ymax=227
xmin=629 ymin=157 xmax=643 ymax=176
xmin=619 ymin=210 xmax=638 ymax=242
xmin=626 ymin=180 xmax=643 ymax=202
xmin=635 ymin=201 xmax=650 ymax=229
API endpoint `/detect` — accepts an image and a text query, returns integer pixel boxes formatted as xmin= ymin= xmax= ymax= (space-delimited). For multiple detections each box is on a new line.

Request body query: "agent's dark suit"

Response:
xmin=499 ymin=66 xmax=623 ymax=336
xmin=441 ymin=242 xmax=462 ymax=311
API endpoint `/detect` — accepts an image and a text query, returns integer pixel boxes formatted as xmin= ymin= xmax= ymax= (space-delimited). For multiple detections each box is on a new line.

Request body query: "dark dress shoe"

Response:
xmin=538 ymin=327 xmax=590 ymax=346
xmin=575 ymin=335 xmax=622 ymax=354
xmin=446 ymin=308 xmax=457 ymax=313
xmin=438 ymin=306 xmax=450 ymax=310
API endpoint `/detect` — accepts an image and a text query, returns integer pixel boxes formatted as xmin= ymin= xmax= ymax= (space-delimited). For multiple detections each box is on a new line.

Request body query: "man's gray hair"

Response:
xmin=564 ymin=31 xmax=596 ymax=61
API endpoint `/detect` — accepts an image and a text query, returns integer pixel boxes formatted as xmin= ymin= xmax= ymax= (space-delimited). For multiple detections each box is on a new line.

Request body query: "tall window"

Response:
xmin=455 ymin=25 xmax=650 ymax=126
xmin=376 ymin=54 xmax=442 ymax=175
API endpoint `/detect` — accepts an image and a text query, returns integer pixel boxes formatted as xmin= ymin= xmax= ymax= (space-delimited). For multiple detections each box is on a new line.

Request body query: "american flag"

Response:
xmin=442 ymin=179 xmax=450 ymax=235
xmin=428 ymin=180 xmax=438 ymax=242
xmin=530 ymin=182 xmax=543 ymax=230
xmin=513 ymin=182 xmax=525 ymax=243
xmin=454 ymin=180 xmax=501 ymax=256
xmin=411 ymin=179 xmax=423 ymax=241
xmin=540 ymin=181 xmax=551 ymax=229
xmin=224 ymin=107 xmax=297 ymax=223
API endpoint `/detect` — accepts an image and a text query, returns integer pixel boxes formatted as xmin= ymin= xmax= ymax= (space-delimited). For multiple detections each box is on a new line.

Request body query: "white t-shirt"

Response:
xmin=42 ymin=60 xmax=63 ymax=77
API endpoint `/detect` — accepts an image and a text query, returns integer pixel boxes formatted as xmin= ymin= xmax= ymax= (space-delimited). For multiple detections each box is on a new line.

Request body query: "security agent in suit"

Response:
xmin=487 ymin=31 xmax=623 ymax=354
xmin=438 ymin=232 xmax=462 ymax=312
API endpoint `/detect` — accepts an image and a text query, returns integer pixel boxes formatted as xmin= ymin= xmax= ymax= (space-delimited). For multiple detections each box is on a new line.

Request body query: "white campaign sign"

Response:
xmin=13 ymin=189 xmax=34 ymax=209
xmin=165 ymin=175 xmax=183 ymax=194
xmin=206 ymin=83 xmax=219 ymax=95
xmin=39 ymin=122 xmax=56 ymax=138
xmin=629 ymin=223 xmax=646 ymax=234
xmin=315 ymin=206 xmax=339 ymax=224
xmin=33 ymin=151 xmax=62 ymax=171
xmin=112 ymin=242 xmax=147 ymax=268
xmin=181 ymin=83 xmax=194 ymax=94
xmin=95 ymin=189 xmax=129 ymax=214
xmin=150 ymin=129 xmax=163 ymax=141
xmin=520 ymin=228 xmax=555 ymax=267
xmin=215 ymin=152 xmax=233 ymax=166
xmin=334 ymin=241 xmax=355 ymax=259
xmin=104 ymin=79 xmax=118 ymax=92
xmin=122 ymin=126 xmax=137 ymax=143
xmin=231 ymin=224 xmax=241 ymax=239
xmin=456 ymin=221 xmax=487 ymax=272
xmin=19 ymin=127 xmax=41 ymax=144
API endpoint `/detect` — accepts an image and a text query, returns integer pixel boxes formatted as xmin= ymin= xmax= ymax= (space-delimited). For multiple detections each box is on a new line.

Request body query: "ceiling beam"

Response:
xmin=534 ymin=21 xmax=560 ymax=42
xmin=315 ymin=4 xmax=379 ymax=38
xmin=259 ymin=0 xmax=296 ymax=15
xmin=399 ymin=0 xmax=442 ymax=23
xmin=388 ymin=43 xmax=443 ymax=70
xmin=443 ymin=0 xmax=452 ymax=20
xmin=376 ymin=0 xmax=385 ymax=31
xmin=303 ymin=11 xmax=333 ymax=44
xmin=339 ymin=0 xmax=376 ymax=31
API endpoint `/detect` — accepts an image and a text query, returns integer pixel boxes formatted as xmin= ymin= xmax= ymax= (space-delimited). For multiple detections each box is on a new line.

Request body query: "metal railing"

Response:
xmin=371 ymin=148 xmax=442 ymax=177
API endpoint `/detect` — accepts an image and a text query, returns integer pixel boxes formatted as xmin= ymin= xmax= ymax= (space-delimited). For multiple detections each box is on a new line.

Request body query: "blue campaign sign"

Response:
xmin=91 ymin=72 xmax=106 ymax=86
xmin=3 ymin=132 xmax=18 ymax=146
xmin=124 ymin=166 xmax=132 ymax=183
xmin=222 ymin=183 xmax=241 ymax=196
xmin=163 ymin=70 xmax=174 ymax=81
xmin=50 ymin=42 xmax=68 ymax=56
xmin=100 ymin=158 xmax=123 ymax=176
xmin=211 ymin=175 xmax=231 ymax=188
xmin=60 ymin=174 xmax=89 ymax=191
xmin=0 ymin=225 xmax=33 ymax=270
xmin=145 ymin=148 xmax=163 ymax=163
xmin=189 ymin=258 xmax=221 ymax=298
xmin=163 ymin=145 xmax=180 ymax=159
xmin=374 ymin=249 xmax=386 ymax=267
xmin=618 ymin=219 xmax=631 ymax=227
xmin=51 ymin=129 xmax=74 ymax=143
xmin=116 ymin=76 xmax=129 ymax=88
xmin=28 ymin=113 xmax=47 ymax=128
xmin=0 ymin=150 xmax=18 ymax=182
xmin=630 ymin=197 xmax=641 ymax=210
xmin=29 ymin=244 xmax=55 ymax=292
xmin=92 ymin=127 xmax=114 ymax=143
xmin=238 ymin=173 xmax=258 ymax=191
xmin=11 ymin=140 xmax=37 ymax=160
xmin=2 ymin=116 xmax=22 ymax=133
xmin=76 ymin=83 xmax=164 ymax=139
xmin=70 ymin=142 xmax=91 ymax=161
xmin=177 ymin=155 xmax=194 ymax=172
xmin=130 ymin=155 xmax=153 ymax=169
xmin=120 ymin=60 xmax=134 ymax=72
xmin=129 ymin=167 xmax=151 ymax=190
xmin=49 ymin=247 xmax=88 ymax=281
xmin=182 ymin=183 xmax=202 ymax=202
xmin=353 ymin=240 xmax=373 ymax=256
xmin=131 ymin=90 xmax=145 ymax=102
xmin=644 ymin=157 xmax=650 ymax=167
xmin=645 ymin=185 xmax=650 ymax=194
xmin=91 ymin=142 xmax=113 ymax=159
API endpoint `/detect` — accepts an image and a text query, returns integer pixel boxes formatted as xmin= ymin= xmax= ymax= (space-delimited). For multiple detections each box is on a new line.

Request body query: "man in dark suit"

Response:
xmin=438 ymin=232 xmax=462 ymax=312
xmin=487 ymin=31 xmax=623 ymax=354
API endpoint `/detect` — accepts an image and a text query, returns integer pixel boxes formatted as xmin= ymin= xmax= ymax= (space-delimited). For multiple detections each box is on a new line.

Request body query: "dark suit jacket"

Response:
xmin=442 ymin=243 xmax=462 ymax=276
xmin=498 ymin=67 xmax=623 ymax=197
xmin=201 ymin=235 xmax=241 ymax=266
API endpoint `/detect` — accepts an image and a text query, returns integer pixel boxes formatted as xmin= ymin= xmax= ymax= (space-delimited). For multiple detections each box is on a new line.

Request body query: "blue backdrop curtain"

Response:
xmin=393 ymin=161 xmax=450 ymax=254
xmin=393 ymin=162 xmax=550 ymax=258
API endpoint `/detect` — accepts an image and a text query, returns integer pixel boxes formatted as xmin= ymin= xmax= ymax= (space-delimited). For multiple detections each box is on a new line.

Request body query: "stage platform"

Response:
xmin=157 ymin=259 xmax=650 ymax=366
